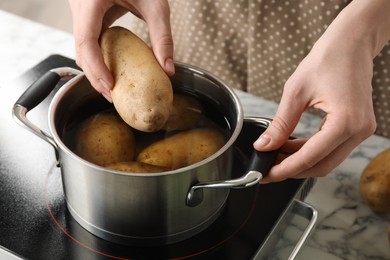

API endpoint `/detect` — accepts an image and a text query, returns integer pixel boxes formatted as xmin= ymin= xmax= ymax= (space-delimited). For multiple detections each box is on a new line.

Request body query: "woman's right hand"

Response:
xmin=68 ymin=0 xmax=175 ymax=102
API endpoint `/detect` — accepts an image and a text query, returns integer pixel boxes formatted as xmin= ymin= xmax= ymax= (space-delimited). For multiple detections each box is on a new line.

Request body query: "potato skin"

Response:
xmin=75 ymin=113 xmax=135 ymax=166
xmin=162 ymin=94 xmax=204 ymax=131
xmin=100 ymin=26 xmax=173 ymax=132
xmin=388 ymin=225 xmax=390 ymax=242
xmin=105 ymin=161 xmax=165 ymax=173
xmin=359 ymin=148 xmax=390 ymax=212
xmin=137 ymin=128 xmax=225 ymax=170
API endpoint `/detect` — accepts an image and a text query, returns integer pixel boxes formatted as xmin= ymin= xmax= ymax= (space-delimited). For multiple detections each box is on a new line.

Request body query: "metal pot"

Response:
xmin=13 ymin=63 xmax=277 ymax=246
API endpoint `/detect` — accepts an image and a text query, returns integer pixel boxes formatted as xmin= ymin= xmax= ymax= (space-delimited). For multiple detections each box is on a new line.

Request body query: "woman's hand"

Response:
xmin=68 ymin=0 xmax=174 ymax=101
xmin=255 ymin=40 xmax=376 ymax=182
xmin=254 ymin=0 xmax=390 ymax=182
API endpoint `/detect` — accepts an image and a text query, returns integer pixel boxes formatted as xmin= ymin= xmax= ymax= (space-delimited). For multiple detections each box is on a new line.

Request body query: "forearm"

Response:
xmin=329 ymin=0 xmax=390 ymax=58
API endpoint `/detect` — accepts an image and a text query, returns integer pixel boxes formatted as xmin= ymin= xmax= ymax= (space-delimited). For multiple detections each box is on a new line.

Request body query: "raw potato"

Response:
xmin=100 ymin=26 xmax=173 ymax=132
xmin=137 ymin=128 xmax=225 ymax=170
xmin=162 ymin=94 xmax=204 ymax=131
xmin=359 ymin=148 xmax=390 ymax=212
xmin=105 ymin=161 xmax=165 ymax=173
xmin=388 ymin=225 xmax=390 ymax=242
xmin=75 ymin=113 xmax=135 ymax=166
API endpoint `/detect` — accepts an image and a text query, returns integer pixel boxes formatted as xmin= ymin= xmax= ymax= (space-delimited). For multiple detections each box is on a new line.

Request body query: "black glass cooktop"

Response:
xmin=0 ymin=55 xmax=306 ymax=259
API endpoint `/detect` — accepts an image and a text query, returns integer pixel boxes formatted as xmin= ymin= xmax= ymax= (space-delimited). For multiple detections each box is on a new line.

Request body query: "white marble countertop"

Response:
xmin=1 ymin=10 xmax=389 ymax=259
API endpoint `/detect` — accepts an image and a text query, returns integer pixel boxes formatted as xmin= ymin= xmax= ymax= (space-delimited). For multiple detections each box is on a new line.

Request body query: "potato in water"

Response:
xmin=75 ymin=113 xmax=135 ymax=166
xmin=100 ymin=26 xmax=173 ymax=132
xmin=137 ymin=128 xmax=225 ymax=170
xmin=105 ymin=161 xmax=165 ymax=173
xmin=162 ymin=94 xmax=204 ymax=131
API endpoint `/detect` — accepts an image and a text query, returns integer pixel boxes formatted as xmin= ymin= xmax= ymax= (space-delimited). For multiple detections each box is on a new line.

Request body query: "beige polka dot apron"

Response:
xmin=130 ymin=0 xmax=390 ymax=137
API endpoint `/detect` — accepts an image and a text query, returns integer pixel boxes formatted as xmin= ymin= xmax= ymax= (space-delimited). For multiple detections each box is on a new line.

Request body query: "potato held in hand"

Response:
xmin=100 ymin=26 xmax=173 ymax=132
xmin=359 ymin=148 xmax=390 ymax=212
xmin=75 ymin=113 xmax=135 ymax=166
xmin=137 ymin=128 xmax=225 ymax=170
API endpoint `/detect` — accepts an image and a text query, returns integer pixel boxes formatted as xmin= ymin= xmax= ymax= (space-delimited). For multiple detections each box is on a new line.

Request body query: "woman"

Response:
xmin=68 ymin=0 xmax=390 ymax=182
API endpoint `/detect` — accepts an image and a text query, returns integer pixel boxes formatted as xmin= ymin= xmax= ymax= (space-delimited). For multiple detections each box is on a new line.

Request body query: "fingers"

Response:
xmin=137 ymin=0 xmax=175 ymax=76
xmin=261 ymin=112 xmax=376 ymax=183
xmin=69 ymin=0 xmax=175 ymax=101
xmin=69 ymin=0 xmax=114 ymax=100
xmin=254 ymin=68 xmax=375 ymax=183
xmin=279 ymin=138 xmax=307 ymax=155
xmin=254 ymin=78 xmax=307 ymax=152
xmin=76 ymin=40 xmax=114 ymax=101
xmin=263 ymin=125 xmax=348 ymax=182
xmin=262 ymin=131 xmax=360 ymax=182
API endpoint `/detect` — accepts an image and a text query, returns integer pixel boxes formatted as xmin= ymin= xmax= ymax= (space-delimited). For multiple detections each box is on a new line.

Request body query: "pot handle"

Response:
xmin=12 ymin=67 xmax=83 ymax=166
xmin=186 ymin=117 xmax=278 ymax=207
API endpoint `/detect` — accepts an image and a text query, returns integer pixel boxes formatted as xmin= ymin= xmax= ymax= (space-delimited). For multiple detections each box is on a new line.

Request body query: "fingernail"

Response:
xmin=99 ymin=79 xmax=112 ymax=91
xmin=165 ymin=58 xmax=175 ymax=75
xmin=102 ymin=92 xmax=112 ymax=103
xmin=254 ymin=134 xmax=271 ymax=147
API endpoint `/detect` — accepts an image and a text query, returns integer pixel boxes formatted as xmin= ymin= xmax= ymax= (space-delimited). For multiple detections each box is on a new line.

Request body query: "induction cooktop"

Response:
xmin=0 ymin=55 xmax=316 ymax=259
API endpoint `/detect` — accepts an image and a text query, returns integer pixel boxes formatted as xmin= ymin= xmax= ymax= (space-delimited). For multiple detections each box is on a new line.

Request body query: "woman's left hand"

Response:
xmin=252 ymin=0 xmax=386 ymax=182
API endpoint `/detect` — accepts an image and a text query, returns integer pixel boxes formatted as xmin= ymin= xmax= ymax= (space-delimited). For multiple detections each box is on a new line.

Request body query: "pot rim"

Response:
xmin=48 ymin=62 xmax=244 ymax=176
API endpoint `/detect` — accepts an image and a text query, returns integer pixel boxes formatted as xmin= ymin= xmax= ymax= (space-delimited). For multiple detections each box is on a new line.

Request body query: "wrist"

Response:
xmin=334 ymin=0 xmax=390 ymax=58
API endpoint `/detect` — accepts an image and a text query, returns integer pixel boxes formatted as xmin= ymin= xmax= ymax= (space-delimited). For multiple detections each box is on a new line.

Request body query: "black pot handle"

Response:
xmin=15 ymin=70 xmax=61 ymax=110
xmin=186 ymin=117 xmax=278 ymax=207
xmin=247 ymin=150 xmax=278 ymax=176
xmin=12 ymin=67 xmax=84 ymax=166
xmin=237 ymin=116 xmax=279 ymax=179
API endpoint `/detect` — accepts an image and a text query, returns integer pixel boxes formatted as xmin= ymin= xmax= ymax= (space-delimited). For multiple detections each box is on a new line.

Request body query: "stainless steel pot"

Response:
xmin=12 ymin=63 xmax=277 ymax=246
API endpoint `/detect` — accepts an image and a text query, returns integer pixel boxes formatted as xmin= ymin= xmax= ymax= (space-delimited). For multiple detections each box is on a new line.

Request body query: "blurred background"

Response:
xmin=0 ymin=0 xmax=73 ymax=33
xmin=0 ymin=0 xmax=136 ymax=34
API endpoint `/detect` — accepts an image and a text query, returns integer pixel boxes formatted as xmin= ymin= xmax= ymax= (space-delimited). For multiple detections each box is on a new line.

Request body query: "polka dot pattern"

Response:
xmin=130 ymin=0 xmax=390 ymax=137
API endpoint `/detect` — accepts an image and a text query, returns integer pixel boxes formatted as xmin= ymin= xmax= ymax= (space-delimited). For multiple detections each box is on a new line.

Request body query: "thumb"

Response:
xmin=150 ymin=29 xmax=175 ymax=76
xmin=141 ymin=2 xmax=175 ymax=76
xmin=254 ymin=93 xmax=304 ymax=152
